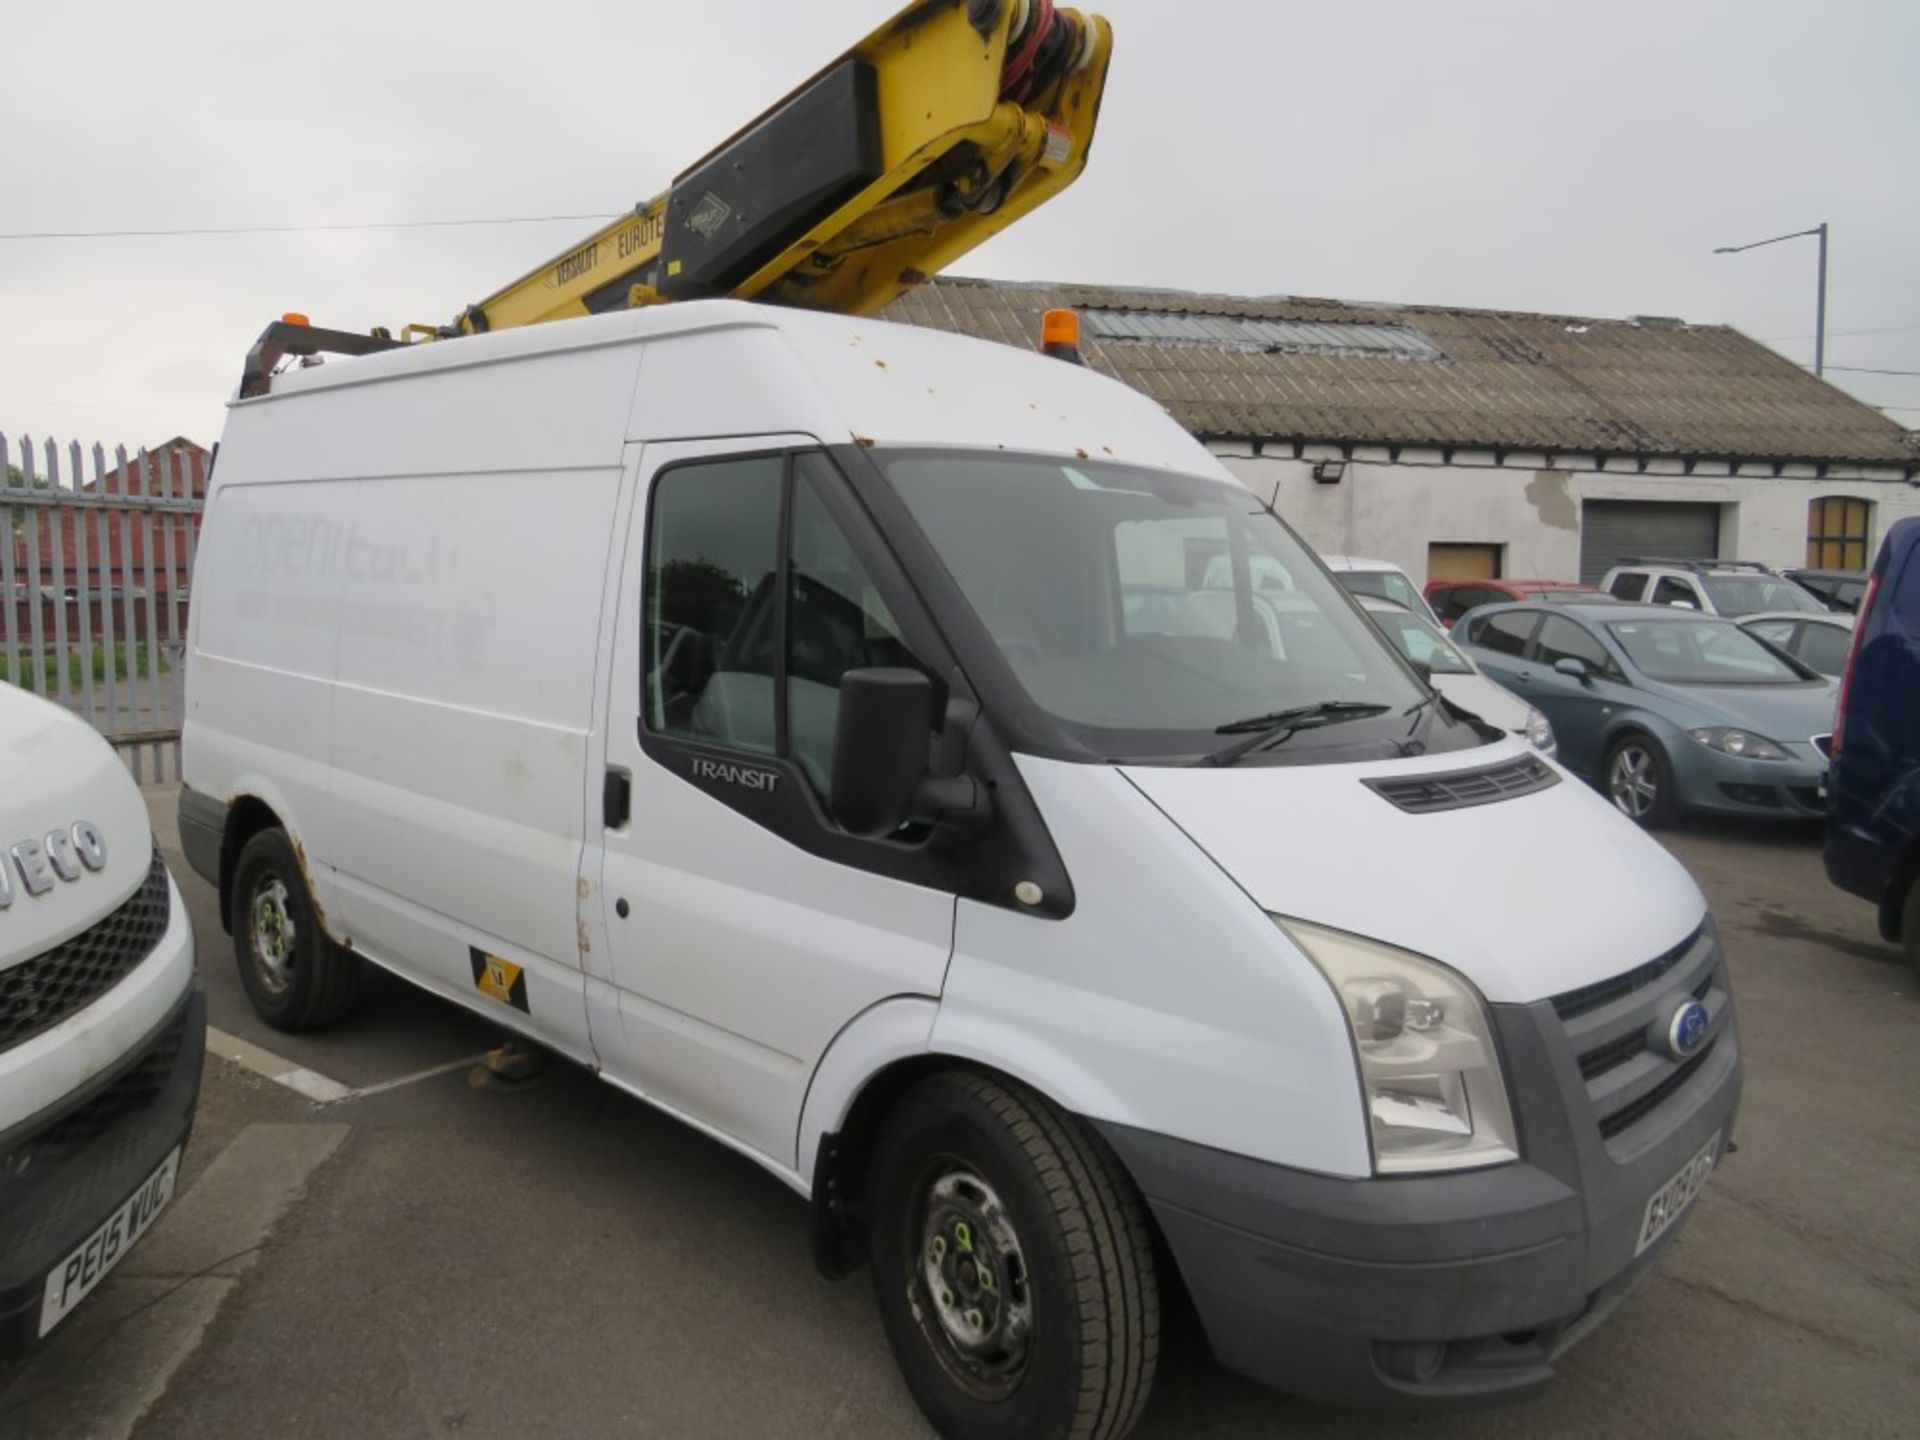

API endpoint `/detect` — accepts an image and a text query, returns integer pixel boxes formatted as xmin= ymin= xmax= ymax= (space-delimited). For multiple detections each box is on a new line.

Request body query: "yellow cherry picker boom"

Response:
xmin=241 ymin=0 xmax=1112 ymax=396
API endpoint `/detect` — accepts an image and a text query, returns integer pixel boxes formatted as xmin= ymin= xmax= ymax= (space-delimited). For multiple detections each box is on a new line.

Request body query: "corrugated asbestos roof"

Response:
xmin=883 ymin=278 xmax=1919 ymax=470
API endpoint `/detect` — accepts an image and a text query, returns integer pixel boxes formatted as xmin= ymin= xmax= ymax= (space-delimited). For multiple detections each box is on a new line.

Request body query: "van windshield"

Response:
xmin=880 ymin=453 xmax=1444 ymax=761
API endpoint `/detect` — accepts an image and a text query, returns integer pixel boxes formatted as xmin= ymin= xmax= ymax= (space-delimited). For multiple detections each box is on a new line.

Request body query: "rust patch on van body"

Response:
xmin=287 ymin=830 xmax=330 ymax=936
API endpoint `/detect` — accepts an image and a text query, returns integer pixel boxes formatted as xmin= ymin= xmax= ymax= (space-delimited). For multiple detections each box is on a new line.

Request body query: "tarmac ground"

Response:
xmin=0 ymin=788 xmax=1914 ymax=1440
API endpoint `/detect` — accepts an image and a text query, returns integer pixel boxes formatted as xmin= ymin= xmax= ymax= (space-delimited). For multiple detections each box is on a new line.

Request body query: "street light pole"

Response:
xmin=1814 ymin=222 xmax=1828 ymax=379
xmin=1714 ymin=222 xmax=1830 ymax=379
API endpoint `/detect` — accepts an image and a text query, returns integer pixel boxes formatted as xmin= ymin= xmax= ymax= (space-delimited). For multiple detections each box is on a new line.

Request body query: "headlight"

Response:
xmin=1277 ymin=918 xmax=1518 ymax=1174
xmin=1687 ymin=727 xmax=1788 ymax=761
xmin=1522 ymin=707 xmax=1556 ymax=754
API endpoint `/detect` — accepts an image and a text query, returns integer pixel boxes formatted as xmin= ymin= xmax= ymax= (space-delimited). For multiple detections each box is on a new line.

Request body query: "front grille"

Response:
xmin=1552 ymin=926 xmax=1700 ymax=1022
xmin=1551 ymin=927 xmax=1729 ymax=1151
xmin=0 ymin=848 xmax=170 ymax=1055
xmin=1577 ymin=1030 xmax=1647 ymax=1081
xmin=1364 ymin=755 xmax=1560 ymax=815
xmin=1598 ymin=1039 xmax=1718 ymax=1140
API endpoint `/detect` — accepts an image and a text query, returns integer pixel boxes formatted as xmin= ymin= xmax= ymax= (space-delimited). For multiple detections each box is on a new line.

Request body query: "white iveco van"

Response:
xmin=1 ymin=685 xmax=203 ymax=1353
xmin=181 ymin=303 xmax=1739 ymax=1439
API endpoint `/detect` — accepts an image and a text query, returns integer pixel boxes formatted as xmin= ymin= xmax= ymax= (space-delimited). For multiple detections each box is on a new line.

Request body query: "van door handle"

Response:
xmin=603 ymin=768 xmax=632 ymax=830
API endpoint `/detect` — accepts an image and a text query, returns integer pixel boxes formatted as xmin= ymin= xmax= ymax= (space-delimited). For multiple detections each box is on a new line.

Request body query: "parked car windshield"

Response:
xmin=1701 ymin=574 xmax=1824 ymax=617
xmin=1608 ymin=617 xmax=1808 ymax=685
xmin=1338 ymin=569 xmax=1422 ymax=613
xmin=881 ymin=453 xmax=1442 ymax=760
xmin=1367 ymin=605 xmax=1475 ymax=674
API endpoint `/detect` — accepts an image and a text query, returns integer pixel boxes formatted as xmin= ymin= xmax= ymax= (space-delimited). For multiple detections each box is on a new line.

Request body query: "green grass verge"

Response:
xmin=0 ymin=644 xmax=172 ymax=694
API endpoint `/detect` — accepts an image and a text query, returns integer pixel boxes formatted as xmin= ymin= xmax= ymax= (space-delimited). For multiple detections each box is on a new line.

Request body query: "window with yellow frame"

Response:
xmin=1806 ymin=496 xmax=1872 ymax=570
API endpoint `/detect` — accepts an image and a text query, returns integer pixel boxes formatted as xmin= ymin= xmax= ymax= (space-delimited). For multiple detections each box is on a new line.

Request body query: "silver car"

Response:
xmin=1457 ymin=601 xmax=1836 ymax=826
xmin=1741 ymin=611 xmax=1855 ymax=679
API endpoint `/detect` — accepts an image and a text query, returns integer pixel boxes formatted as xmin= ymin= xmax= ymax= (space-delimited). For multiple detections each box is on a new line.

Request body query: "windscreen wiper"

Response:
xmin=1198 ymin=702 xmax=1391 ymax=768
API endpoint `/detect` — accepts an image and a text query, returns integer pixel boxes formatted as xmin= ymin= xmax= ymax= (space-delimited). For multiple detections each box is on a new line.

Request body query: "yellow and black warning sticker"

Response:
xmin=470 ymin=948 xmax=530 ymax=1014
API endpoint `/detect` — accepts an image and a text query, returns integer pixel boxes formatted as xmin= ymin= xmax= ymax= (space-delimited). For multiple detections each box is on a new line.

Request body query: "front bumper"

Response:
xmin=0 ymin=983 xmax=206 ymax=1356
xmin=1672 ymin=742 xmax=1827 ymax=819
xmin=1098 ymin=967 xmax=1742 ymax=1406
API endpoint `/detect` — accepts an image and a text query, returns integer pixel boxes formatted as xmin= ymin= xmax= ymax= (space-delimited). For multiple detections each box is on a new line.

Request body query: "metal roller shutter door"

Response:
xmin=1579 ymin=501 xmax=1721 ymax=585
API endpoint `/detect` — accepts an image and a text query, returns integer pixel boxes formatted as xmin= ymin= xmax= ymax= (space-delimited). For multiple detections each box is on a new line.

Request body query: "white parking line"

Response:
xmin=205 ymin=1027 xmax=352 ymax=1103
xmin=335 ymin=1052 xmax=491 ymax=1101
xmin=205 ymin=1027 xmax=487 ymax=1105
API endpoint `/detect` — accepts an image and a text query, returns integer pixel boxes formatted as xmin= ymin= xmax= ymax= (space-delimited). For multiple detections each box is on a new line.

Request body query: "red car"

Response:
xmin=1425 ymin=578 xmax=1606 ymax=628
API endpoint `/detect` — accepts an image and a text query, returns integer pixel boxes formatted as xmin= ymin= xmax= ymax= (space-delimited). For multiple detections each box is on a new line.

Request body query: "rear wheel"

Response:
xmin=868 ymin=1071 xmax=1159 ymax=1440
xmin=230 ymin=829 xmax=359 ymax=1032
xmin=1606 ymin=735 xmax=1678 ymax=828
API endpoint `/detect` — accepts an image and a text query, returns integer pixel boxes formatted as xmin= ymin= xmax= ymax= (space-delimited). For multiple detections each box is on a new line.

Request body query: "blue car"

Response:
xmin=1825 ymin=517 xmax=1920 ymax=977
xmin=1456 ymin=601 xmax=1836 ymax=827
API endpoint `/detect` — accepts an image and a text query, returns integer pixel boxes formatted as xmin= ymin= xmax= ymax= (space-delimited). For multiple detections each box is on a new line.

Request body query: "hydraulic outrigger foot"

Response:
xmin=469 ymin=1040 xmax=555 ymax=1094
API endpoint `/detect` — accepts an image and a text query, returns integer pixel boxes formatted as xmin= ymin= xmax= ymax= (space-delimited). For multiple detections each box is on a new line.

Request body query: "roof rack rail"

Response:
xmin=1614 ymin=557 xmax=1775 ymax=574
xmin=239 ymin=319 xmax=405 ymax=400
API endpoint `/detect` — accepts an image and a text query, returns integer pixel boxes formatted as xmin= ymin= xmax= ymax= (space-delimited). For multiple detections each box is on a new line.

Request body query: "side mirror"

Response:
xmin=831 ymin=669 xmax=934 ymax=839
xmin=1553 ymin=656 xmax=1593 ymax=684
xmin=1667 ymin=599 xmax=1698 ymax=611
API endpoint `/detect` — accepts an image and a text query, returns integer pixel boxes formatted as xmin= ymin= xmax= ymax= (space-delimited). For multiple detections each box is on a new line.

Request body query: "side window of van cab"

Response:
xmin=645 ymin=452 xmax=924 ymax=799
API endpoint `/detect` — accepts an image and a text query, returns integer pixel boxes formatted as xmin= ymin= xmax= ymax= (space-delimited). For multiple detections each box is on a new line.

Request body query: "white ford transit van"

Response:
xmin=1 ymin=685 xmax=202 ymax=1353
xmin=181 ymin=303 xmax=1739 ymax=1439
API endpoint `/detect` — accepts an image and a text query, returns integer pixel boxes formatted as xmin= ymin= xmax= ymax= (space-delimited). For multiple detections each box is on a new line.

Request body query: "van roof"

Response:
xmin=242 ymin=302 xmax=1215 ymax=475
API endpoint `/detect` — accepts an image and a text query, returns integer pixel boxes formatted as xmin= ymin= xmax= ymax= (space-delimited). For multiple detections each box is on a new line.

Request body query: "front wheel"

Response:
xmin=868 ymin=1071 xmax=1159 ymax=1440
xmin=1606 ymin=735 xmax=1679 ymax=828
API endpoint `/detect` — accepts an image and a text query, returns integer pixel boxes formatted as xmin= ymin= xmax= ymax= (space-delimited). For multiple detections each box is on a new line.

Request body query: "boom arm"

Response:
xmin=240 ymin=0 xmax=1112 ymax=397
xmin=451 ymin=0 xmax=1112 ymax=332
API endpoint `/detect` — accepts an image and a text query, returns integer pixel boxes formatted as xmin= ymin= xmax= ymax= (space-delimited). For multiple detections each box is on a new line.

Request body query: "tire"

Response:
xmin=1903 ymin=879 xmax=1920 ymax=985
xmin=1605 ymin=734 xmax=1679 ymax=828
xmin=229 ymin=828 xmax=359 ymax=1032
xmin=868 ymin=1071 xmax=1159 ymax=1440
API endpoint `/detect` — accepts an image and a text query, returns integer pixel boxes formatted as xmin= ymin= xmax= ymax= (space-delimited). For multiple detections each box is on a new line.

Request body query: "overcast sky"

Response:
xmin=3 ymin=0 xmax=1915 ymax=454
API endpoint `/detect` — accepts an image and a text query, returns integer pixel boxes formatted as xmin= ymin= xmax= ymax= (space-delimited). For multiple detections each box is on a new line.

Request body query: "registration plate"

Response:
xmin=1634 ymin=1131 xmax=1720 ymax=1257
xmin=38 ymin=1146 xmax=180 ymax=1337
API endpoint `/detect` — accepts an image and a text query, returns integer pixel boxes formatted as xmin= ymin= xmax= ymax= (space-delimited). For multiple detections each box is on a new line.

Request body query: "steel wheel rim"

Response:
xmin=1609 ymin=746 xmax=1658 ymax=819
xmin=249 ymin=876 xmax=297 ymax=996
xmin=911 ymin=1166 xmax=1034 ymax=1400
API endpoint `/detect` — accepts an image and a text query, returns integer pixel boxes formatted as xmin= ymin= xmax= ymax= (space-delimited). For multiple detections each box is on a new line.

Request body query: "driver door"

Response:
xmin=1527 ymin=615 xmax=1627 ymax=775
xmin=590 ymin=439 xmax=956 ymax=1171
